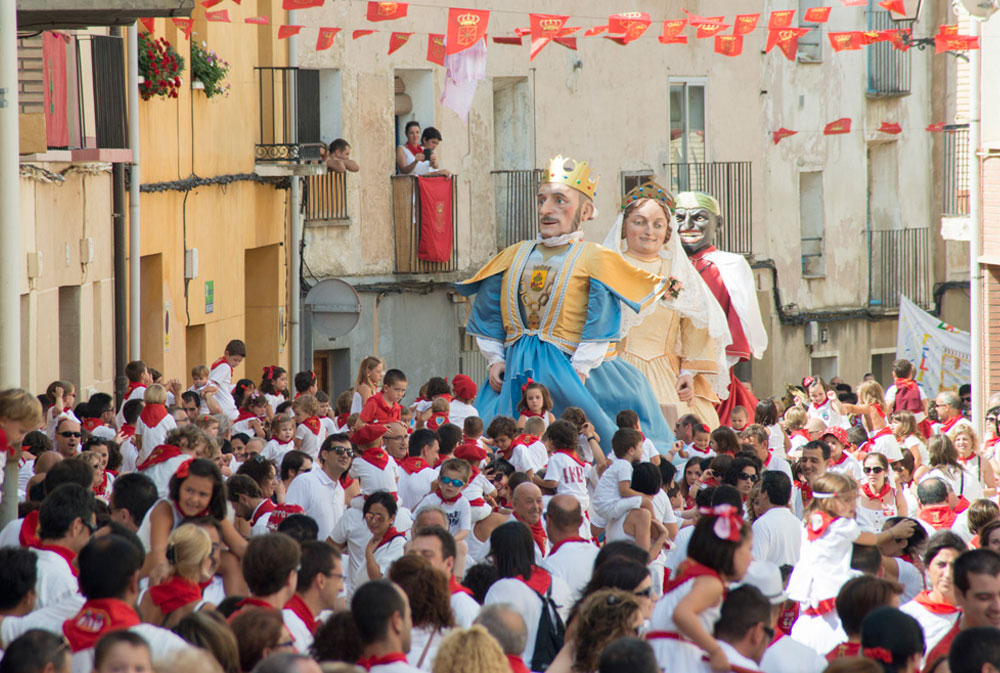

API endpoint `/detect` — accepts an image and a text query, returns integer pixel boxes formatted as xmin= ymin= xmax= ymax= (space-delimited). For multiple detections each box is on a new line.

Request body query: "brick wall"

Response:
xmin=17 ymin=35 xmax=43 ymax=115
xmin=985 ymin=160 xmax=1000 ymax=258
xmin=986 ymin=266 xmax=1000 ymax=396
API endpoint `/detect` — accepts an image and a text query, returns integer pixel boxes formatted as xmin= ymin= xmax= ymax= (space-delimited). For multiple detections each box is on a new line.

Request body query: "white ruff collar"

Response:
xmin=536 ymin=230 xmax=585 ymax=247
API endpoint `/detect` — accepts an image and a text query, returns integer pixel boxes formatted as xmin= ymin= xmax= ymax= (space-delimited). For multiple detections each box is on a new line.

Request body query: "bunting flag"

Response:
xmin=446 ymin=7 xmax=490 ymax=54
xmin=829 ymin=31 xmax=863 ymax=50
xmin=139 ymin=17 xmax=155 ymax=33
xmin=528 ymin=14 xmax=578 ymax=60
xmin=202 ymin=0 xmax=223 ymax=7
xmin=878 ymin=0 xmax=906 ymax=14
xmin=554 ymin=37 xmax=578 ymax=49
xmin=172 ymin=18 xmax=194 ymax=38
xmin=715 ymin=35 xmax=743 ymax=56
xmin=733 ymin=14 xmax=761 ymax=35
xmin=773 ymin=127 xmax=797 ymax=144
xmin=206 ymin=10 xmax=230 ymax=22
xmin=388 ymin=31 xmax=412 ymax=53
xmin=245 ymin=16 xmax=269 ymax=25
xmin=283 ymin=0 xmax=325 ymax=7
xmin=366 ymin=1 xmax=408 ymax=21
xmin=804 ymin=6 xmax=832 ymax=22
xmin=696 ymin=19 xmax=729 ymax=38
xmin=823 ymin=117 xmax=852 ymax=135
xmin=584 ymin=25 xmax=608 ymax=36
xmin=427 ymin=33 xmax=446 ymax=65
xmin=878 ymin=121 xmax=902 ymax=134
xmin=608 ymin=11 xmax=652 ymax=43
xmin=316 ymin=27 xmax=341 ymax=50
xmin=278 ymin=25 xmax=304 ymax=38
xmin=936 ymin=33 xmax=979 ymax=52
xmin=683 ymin=10 xmax=717 ymax=25
xmin=769 ymin=10 xmax=795 ymax=28
xmin=492 ymin=36 xmax=523 ymax=44
xmin=353 ymin=29 xmax=376 ymax=39
xmin=659 ymin=19 xmax=688 ymax=43
xmin=766 ymin=27 xmax=810 ymax=60
xmin=841 ymin=0 xmax=867 ymax=5
xmin=926 ymin=122 xmax=945 ymax=132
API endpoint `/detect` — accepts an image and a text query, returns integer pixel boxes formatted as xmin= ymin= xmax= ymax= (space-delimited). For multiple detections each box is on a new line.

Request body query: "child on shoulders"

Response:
xmin=208 ymin=339 xmax=246 ymax=421
xmin=414 ymin=457 xmax=472 ymax=539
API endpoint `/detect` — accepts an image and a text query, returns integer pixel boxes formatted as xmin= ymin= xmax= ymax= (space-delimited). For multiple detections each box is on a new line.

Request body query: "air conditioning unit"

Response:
xmin=184 ymin=248 xmax=199 ymax=280
xmin=804 ymin=320 xmax=820 ymax=347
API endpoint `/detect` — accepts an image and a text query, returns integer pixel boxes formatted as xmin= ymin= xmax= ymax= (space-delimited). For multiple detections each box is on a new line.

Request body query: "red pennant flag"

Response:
xmin=553 ymin=37 xmax=577 ymax=49
xmin=828 ymin=31 xmax=862 ymax=50
xmin=659 ymin=19 xmax=688 ymax=43
xmin=278 ymin=25 xmax=303 ymax=39
xmin=766 ymin=28 xmax=810 ymax=60
xmin=608 ymin=11 xmax=652 ymax=43
xmin=733 ymin=14 xmax=760 ymax=35
xmin=936 ymin=34 xmax=979 ymax=52
xmin=584 ymin=25 xmax=608 ymax=36
xmin=283 ymin=0 xmax=324 ymax=7
xmin=245 ymin=16 xmax=269 ymax=25
xmin=878 ymin=0 xmax=906 ymax=14
xmin=769 ymin=10 xmax=796 ymax=28
xmin=939 ymin=24 xmax=959 ymax=35
xmin=823 ymin=118 xmax=852 ymax=135
xmin=683 ymin=10 xmax=717 ymax=25
xmin=604 ymin=35 xmax=629 ymax=45
xmin=139 ymin=17 xmax=155 ymax=33
xmin=492 ymin=36 xmax=522 ymax=45
xmin=417 ymin=178 xmax=454 ymax=263
xmin=860 ymin=30 xmax=885 ymax=44
xmin=773 ymin=128 xmax=797 ymax=144
xmin=888 ymin=29 xmax=911 ymax=50
xmin=878 ymin=122 xmax=902 ymax=134
xmin=388 ymin=32 xmax=412 ymax=54
xmin=696 ymin=19 xmax=729 ymax=39
xmin=446 ymin=7 xmax=490 ymax=54
xmin=427 ymin=33 xmax=446 ymax=65
xmin=841 ymin=0 xmax=867 ymax=5
xmin=172 ymin=18 xmax=193 ymax=38
xmin=926 ymin=122 xmax=945 ymax=132
xmin=714 ymin=35 xmax=743 ymax=56
xmin=352 ymin=29 xmax=375 ymax=39
xmin=202 ymin=0 xmax=223 ymax=7
xmin=804 ymin=6 xmax=832 ymax=22
xmin=316 ymin=27 xmax=340 ymax=50
xmin=366 ymin=1 xmax=407 ymax=21
xmin=206 ymin=9 xmax=230 ymax=22
xmin=528 ymin=14 xmax=577 ymax=60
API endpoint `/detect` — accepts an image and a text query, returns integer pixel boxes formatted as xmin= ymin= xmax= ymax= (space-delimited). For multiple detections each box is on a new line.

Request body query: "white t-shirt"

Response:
xmin=33 ymin=546 xmax=81 ymax=610
xmin=208 ymin=360 xmax=238 ymax=420
xmin=593 ymin=459 xmax=634 ymax=520
xmin=541 ymin=538 xmax=600 ymax=601
xmin=751 ymin=507 xmax=803 ymax=567
xmin=413 ymin=491 xmax=472 ymax=536
xmin=543 ymin=451 xmax=592 ymax=510
xmin=285 ymin=468 xmax=346 ymax=542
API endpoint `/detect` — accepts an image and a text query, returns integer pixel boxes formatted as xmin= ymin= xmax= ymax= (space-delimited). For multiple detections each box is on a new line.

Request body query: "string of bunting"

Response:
xmin=770 ymin=120 xmax=957 ymax=145
xmin=146 ymin=0 xmax=981 ymax=60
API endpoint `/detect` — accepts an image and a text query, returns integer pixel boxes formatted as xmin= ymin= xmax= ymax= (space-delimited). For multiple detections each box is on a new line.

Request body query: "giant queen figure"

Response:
xmin=455 ymin=156 xmax=676 ymax=450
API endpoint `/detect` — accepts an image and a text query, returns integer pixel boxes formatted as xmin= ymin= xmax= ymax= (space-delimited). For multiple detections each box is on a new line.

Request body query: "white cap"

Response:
xmin=740 ymin=560 xmax=788 ymax=605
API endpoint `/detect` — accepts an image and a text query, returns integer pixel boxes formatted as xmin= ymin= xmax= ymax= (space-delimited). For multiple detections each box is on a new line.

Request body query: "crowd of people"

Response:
xmin=0 ymin=348 xmax=998 ymax=673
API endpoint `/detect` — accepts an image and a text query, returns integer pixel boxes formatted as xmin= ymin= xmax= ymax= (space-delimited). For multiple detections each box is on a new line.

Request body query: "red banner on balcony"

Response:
xmin=418 ymin=177 xmax=453 ymax=263
xmin=42 ymin=32 xmax=69 ymax=148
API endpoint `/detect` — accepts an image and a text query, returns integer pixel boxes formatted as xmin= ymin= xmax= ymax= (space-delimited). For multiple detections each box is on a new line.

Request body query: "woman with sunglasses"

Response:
xmin=722 ymin=456 xmax=761 ymax=509
xmin=857 ymin=453 xmax=908 ymax=533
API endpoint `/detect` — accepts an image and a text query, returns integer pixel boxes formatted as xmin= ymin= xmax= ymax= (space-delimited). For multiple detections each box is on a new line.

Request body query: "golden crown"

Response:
xmin=539 ymin=17 xmax=563 ymax=31
xmin=378 ymin=2 xmax=398 ymax=15
xmin=457 ymin=12 xmax=481 ymax=26
xmin=545 ymin=156 xmax=599 ymax=198
xmin=621 ymin=179 xmax=675 ymax=212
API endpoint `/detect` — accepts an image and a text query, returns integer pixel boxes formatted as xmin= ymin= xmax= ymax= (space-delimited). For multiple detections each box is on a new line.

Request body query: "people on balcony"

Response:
xmin=320 ymin=139 xmax=359 ymax=174
xmin=396 ymin=122 xmax=451 ymax=178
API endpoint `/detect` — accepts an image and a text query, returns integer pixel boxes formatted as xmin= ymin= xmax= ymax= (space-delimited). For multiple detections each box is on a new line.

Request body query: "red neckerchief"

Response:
xmin=811 ymin=400 xmax=829 ymax=412
xmin=955 ymin=496 xmax=971 ymax=514
xmin=777 ymin=602 xmax=799 ymax=635
xmin=398 ymin=456 xmax=429 ymax=475
xmin=861 ymin=482 xmax=893 ymax=503
xmin=762 ymin=449 xmax=774 ymax=468
xmin=919 ymin=504 xmax=957 ymax=529
xmin=136 ymin=444 xmax=183 ymax=471
xmin=361 ymin=446 xmax=389 ymax=470
xmin=377 ymin=527 xmax=405 ymax=550
xmin=513 ymin=511 xmax=547 ymax=555
xmin=807 ymin=511 xmax=838 ymax=541
xmin=689 ymin=443 xmax=712 ymax=455
xmin=894 ymin=377 xmax=917 ymax=391
xmin=449 ymin=575 xmax=473 ymax=596
xmin=958 ymin=452 xmax=978 ymax=466
xmin=502 ymin=434 xmax=538 ymax=461
xmin=663 ymin=559 xmax=723 ymax=594
xmin=210 ymin=357 xmax=232 ymax=376
xmin=358 ymin=653 xmax=409 ymax=671
xmin=125 ymin=381 xmax=145 ymax=398
xmin=829 ymin=451 xmax=849 ymax=467
xmin=251 ymin=499 xmax=277 ymax=525
xmin=234 ymin=408 xmax=259 ymax=424
xmin=515 ymin=566 xmax=552 ymax=594
xmin=554 ymin=448 xmax=585 ymax=467
xmin=63 ymin=598 xmax=141 ymax=652
xmin=81 ymin=418 xmax=105 ymax=434
xmin=301 ymin=416 xmax=322 ymax=436
xmin=404 ymin=142 xmax=423 ymax=156
xmin=826 ymin=642 xmax=861 ymax=662
xmin=521 ymin=409 xmax=545 ymax=418
xmin=507 ymin=654 xmax=530 ymax=673
xmin=148 ymin=575 xmax=203 ymax=614
xmin=120 ymin=423 xmax=136 ymax=439
xmin=93 ymin=471 xmax=109 ymax=498
xmin=17 ymin=510 xmax=41 ymax=547
xmin=791 ymin=430 xmax=811 ymax=441
xmin=860 ymin=426 xmax=894 ymax=454
xmin=548 ymin=536 xmax=593 ymax=556
xmin=284 ymin=594 xmax=318 ymax=633
xmin=434 ymin=488 xmax=461 ymax=505
xmin=335 ymin=412 xmax=350 ymax=428
xmin=913 ymin=591 xmax=960 ymax=614
xmin=236 ymin=596 xmax=277 ymax=610
xmin=34 ymin=542 xmax=78 ymax=577
xmin=941 ymin=416 xmax=963 ymax=433
xmin=139 ymin=403 xmax=168 ymax=428
xmin=794 ymin=480 xmax=813 ymax=505
xmin=339 ymin=473 xmax=355 ymax=489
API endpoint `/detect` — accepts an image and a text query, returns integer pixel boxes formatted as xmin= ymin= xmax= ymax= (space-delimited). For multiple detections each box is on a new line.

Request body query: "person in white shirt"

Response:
xmin=331 ymin=491 xmax=407 ymax=597
xmin=591 ymin=429 xmax=647 ymax=534
xmin=539 ymin=420 xmax=593 ymax=516
xmin=283 ymin=541 xmax=343 ymax=654
xmin=741 ymin=425 xmax=793 ymax=481
xmin=398 ymin=429 xmax=441 ymax=511
xmin=751 ymin=471 xmax=802 ymax=567
xmin=448 ymin=375 xmax=480 ymax=431
xmin=285 ymin=434 xmax=351 ymax=542
xmin=692 ymin=585 xmax=774 ymax=673
xmin=349 ymin=424 xmax=399 ymax=502
xmin=33 ymin=483 xmax=96 ymax=610
xmin=351 ymin=580 xmax=425 ymax=673
xmin=207 ymin=340 xmax=246 ymax=421
xmin=541 ymin=494 xmax=599 ymax=601
xmin=406 ymin=526 xmax=480 ymax=628
xmin=821 ymin=427 xmax=864 ymax=482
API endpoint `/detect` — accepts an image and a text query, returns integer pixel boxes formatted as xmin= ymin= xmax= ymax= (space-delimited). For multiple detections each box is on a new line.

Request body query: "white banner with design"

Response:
xmin=896 ymin=295 xmax=971 ymax=394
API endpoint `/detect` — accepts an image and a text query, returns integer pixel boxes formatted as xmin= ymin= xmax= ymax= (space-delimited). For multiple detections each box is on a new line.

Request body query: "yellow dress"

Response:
xmin=618 ymin=252 xmax=721 ymax=429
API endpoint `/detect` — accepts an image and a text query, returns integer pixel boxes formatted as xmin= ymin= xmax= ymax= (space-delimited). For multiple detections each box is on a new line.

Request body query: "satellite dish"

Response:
xmin=959 ymin=0 xmax=998 ymax=18
xmin=304 ymin=279 xmax=362 ymax=339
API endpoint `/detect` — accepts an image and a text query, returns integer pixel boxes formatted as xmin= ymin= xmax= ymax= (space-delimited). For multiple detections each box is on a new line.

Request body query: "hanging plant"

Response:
xmin=138 ymin=32 xmax=184 ymax=100
xmin=190 ymin=41 xmax=231 ymax=98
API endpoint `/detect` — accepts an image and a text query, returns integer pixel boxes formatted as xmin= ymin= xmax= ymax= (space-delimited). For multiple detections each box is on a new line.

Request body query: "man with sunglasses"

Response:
xmin=33 ymin=484 xmax=96 ymax=611
xmin=53 ymin=418 xmax=81 ymax=459
xmin=285 ymin=434 xmax=352 ymax=543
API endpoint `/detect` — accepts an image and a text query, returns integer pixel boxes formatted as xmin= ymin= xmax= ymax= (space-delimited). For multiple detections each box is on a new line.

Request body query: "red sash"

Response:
xmin=137 ymin=444 xmax=183 ymax=472
xmin=803 ymin=597 xmax=836 ymax=616
xmin=284 ymin=593 xmax=318 ymax=633
xmin=148 ymin=575 xmax=202 ymax=614
xmin=358 ymin=653 xmax=409 ymax=671
xmin=689 ymin=246 xmax=751 ymax=361
xmin=139 ymin=403 xmax=168 ymax=428
xmin=664 ymin=559 xmax=722 ymax=594
xmin=515 ymin=566 xmax=552 ymax=594
xmin=513 ymin=512 xmax=547 ymax=556
xmin=913 ymin=591 xmax=960 ymax=615
xmin=63 ymin=598 xmax=141 ymax=652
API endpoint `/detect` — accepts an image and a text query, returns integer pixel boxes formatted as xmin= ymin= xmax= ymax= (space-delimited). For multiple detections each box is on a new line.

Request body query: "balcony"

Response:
xmin=391 ymin=175 xmax=458 ymax=274
xmin=866 ymin=7 xmax=911 ymax=97
xmin=492 ymin=169 xmax=544 ymax=249
xmin=943 ymin=124 xmax=970 ymax=216
xmin=304 ymin=171 xmax=349 ymax=225
xmin=253 ymin=66 xmax=324 ymax=177
xmin=868 ymin=228 xmax=931 ymax=310
xmin=667 ymin=161 xmax=753 ymax=255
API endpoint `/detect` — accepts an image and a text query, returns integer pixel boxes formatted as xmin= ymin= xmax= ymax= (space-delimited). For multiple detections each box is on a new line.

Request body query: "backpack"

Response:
xmin=530 ymin=581 xmax=566 ymax=671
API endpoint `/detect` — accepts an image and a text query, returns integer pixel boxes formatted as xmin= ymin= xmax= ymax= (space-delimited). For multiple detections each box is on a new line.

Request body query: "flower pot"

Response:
xmin=192 ymin=79 xmax=205 ymax=90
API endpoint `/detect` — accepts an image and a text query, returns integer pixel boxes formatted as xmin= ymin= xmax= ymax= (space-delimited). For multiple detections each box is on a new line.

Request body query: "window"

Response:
xmin=871 ymin=351 xmax=895 ymax=386
xmin=669 ymin=80 xmax=706 ymax=166
xmin=799 ymin=171 xmax=825 ymax=277
xmin=811 ymin=355 xmax=838 ymax=382
xmin=297 ymin=69 xmax=342 ymax=148
xmin=394 ymin=69 xmax=435 ymax=147
xmin=620 ymin=170 xmax=654 ymax=200
xmin=867 ymin=0 xmax=911 ymax=96
xmin=798 ymin=0 xmax=825 ymax=63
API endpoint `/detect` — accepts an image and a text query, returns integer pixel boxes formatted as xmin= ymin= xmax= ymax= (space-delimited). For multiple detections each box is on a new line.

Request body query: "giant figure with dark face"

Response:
xmin=676 ymin=192 xmax=767 ymax=425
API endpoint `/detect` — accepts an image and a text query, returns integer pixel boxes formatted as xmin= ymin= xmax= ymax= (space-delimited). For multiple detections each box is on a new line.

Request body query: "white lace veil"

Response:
xmin=602 ymin=204 xmax=733 ymax=400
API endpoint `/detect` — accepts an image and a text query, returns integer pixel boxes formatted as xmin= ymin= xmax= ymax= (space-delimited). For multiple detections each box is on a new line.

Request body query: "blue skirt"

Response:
xmin=585 ymin=358 xmax=677 ymax=452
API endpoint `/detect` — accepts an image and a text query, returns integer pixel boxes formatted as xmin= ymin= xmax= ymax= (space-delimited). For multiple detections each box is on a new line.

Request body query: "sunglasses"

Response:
xmin=329 ymin=445 xmax=353 ymax=456
xmin=738 ymin=473 xmax=759 ymax=483
xmin=440 ymin=476 xmax=466 ymax=488
xmin=863 ymin=466 xmax=885 ymax=474
xmin=59 ymin=431 xmax=82 ymax=438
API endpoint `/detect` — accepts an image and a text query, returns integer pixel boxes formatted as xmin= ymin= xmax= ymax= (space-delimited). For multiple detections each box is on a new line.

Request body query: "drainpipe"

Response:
xmin=113 ymin=162 xmax=127 ymax=403
xmin=128 ymin=23 xmax=141 ymax=359
xmin=0 ymin=0 xmax=21 ymax=527
xmin=968 ymin=18 xmax=982 ymax=433
xmin=288 ymin=9 xmax=303 ymax=371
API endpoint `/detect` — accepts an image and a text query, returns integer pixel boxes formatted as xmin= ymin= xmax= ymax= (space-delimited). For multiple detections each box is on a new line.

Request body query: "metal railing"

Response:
xmin=90 ymin=35 xmax=127 ymax=149
xmin=667 ymin=161 xmax=753 ymax=255
xmin=304 ymin=170 xmax=348 ymax=223
xmin=254 ymin=66 xmax=322 ymax=163
xmin=866 ymin=8 xmax=911 ymax=96
xmin=391 ymin=175 xmax=458 ymax=274
xmin=492 ymin=169 xmax=544 ymax=249
xmin=943 ymin=124 xmax=970 ymax=216
xmin=868 ymin=228 xmax=931 ymax=310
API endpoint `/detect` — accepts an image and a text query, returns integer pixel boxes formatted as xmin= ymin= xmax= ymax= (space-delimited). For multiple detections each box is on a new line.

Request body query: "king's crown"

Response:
xmin=545 ymin=156 xmax=599 ymax=198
